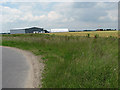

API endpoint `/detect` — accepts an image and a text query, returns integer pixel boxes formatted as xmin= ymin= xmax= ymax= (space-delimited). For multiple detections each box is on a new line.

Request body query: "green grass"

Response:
xmin=2 ymin=34 xmax=118 ymax=88
xmin=46 ymin=31 xmax=118 ymax=38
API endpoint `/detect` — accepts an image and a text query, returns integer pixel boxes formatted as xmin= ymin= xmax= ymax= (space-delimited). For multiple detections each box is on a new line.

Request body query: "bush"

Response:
xmin=87 ymin=34 xmax=90 ymax=38
xmin=95 ymin=34 xmax=99 ymax=38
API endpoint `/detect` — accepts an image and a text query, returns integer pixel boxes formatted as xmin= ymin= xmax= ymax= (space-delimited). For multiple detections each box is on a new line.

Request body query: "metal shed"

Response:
xmin=10 ymin=27 xmax=45 ymax=34
xmin=10 ymin=29 xmax=25 ymax=34
xmin=50 ymin=28 xmax=69 ymax=33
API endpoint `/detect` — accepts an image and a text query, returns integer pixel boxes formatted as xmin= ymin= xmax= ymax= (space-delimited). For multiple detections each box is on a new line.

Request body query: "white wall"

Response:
xmin=51 ymin=29 xmax=69 ymax=33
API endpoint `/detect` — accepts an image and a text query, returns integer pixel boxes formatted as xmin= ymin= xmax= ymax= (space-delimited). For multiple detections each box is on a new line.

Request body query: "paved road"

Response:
xmin=0 ymin=47 xmax=2 ymax=89
xmin=2 ymin=47 xmax=30 ymax=88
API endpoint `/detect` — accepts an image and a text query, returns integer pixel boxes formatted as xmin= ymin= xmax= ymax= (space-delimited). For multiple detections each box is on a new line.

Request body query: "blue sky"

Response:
xmin=0 ymin=2 xmax=118 ymax=32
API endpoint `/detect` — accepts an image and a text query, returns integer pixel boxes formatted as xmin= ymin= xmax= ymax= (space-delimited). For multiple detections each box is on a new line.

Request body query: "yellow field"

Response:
xmin=46 ymin=31 xmax=118 ymax=38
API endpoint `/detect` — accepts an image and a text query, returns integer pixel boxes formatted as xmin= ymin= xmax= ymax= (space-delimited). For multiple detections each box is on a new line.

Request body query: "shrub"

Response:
xmin=95 ymin=34 xmax=99 ymax=38
xmin=87 ymin=34 xmax=90 ymax=38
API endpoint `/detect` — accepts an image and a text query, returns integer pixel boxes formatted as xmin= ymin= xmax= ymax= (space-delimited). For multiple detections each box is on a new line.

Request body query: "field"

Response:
xmin=1 ymin=32 xmax=118 ymax=88
xmin=46 ymin=31 xmax=118 ymax=38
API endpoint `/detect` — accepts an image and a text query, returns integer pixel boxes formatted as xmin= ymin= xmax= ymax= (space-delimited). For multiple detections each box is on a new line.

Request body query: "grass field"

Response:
xmin=1 ymin=32 xmax=118 ymax=88
xmin=46 ymin=31 xmax=118 ymax=38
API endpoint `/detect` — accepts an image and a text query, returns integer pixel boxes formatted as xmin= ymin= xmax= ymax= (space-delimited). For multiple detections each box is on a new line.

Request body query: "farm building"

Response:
xmin=69 ymin=30 xmax=82 ymax=32
xmin=96 ymin=29 xmax=116 ymax=31
xmin=50 ymin=28 xmax=69 ymax=33
xmin=96 ymin=29 xmax=104 ymax=31
xmin=10 ymin=27 xmax=49 ymax=34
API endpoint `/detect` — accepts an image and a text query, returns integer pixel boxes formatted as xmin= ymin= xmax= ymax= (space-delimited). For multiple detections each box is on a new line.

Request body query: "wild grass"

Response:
xmin=2 ymin=33 xmax=118 ymax=88
xmin=46 ymin=31 xmax=118 ymax=38
xmin=0 ymin=35 xmax=2 ymax=45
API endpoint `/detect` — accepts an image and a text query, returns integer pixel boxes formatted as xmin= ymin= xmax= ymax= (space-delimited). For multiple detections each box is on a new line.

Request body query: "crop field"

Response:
xmin=47 ymin=31 xmax=118 ymax=38
xmin=1 ymin=33 xmax=118 ymax=88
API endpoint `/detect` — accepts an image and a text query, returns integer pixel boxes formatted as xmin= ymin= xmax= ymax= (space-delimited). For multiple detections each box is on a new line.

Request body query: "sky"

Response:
xmin=0 ymin=1 xmax=118 ymax=33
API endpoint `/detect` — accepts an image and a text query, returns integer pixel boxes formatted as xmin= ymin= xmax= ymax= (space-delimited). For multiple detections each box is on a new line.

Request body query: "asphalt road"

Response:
xmin=0 ymin=47 xmax=2 ymax=89
xmin=2 ymin=47 xmax=30 ymax=88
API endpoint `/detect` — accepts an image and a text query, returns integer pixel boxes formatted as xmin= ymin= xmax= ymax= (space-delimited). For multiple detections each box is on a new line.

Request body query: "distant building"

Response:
xmin=50 ymin=28 xmax=69 ymax=33
xmin=96 ymin=29 xmax=117 ymax=31
xmin=44 ymin=30 xmax=50 ymax=33
xmin=104 ymin=29 xmax=116 ymax=31
xmin=0 ymin=33 xmax=10 ymax=34
xmin=69 ymin=30 xmax=82 ymax=32
xmin=96 ymin=29 xmax=104 ymax=31
xmin=10 ymin=27 xmax=48 ymax=34
xmin=83 ymin=30 xmax=96 ymax=32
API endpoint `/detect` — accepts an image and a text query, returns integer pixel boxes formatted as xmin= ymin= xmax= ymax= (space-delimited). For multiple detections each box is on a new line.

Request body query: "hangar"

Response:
xmin=10 ymin=27 xmax=48 ymax=34
xmin=50 ymin=28 xmax=69 ymax=33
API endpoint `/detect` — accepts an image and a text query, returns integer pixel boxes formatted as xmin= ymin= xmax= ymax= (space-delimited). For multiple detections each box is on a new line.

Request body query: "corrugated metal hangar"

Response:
xmin=10 ymin=27 xmax=49 ymax=34
xmin=50 ymin=29 xmax=69 ymax=33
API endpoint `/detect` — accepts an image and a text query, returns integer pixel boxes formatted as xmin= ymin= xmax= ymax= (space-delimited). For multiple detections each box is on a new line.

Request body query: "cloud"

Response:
xmin=48 ymin=11 xmax=62 ymax=20
xmin=99 ymin=10 xmax=118 ymax=22
xmin=1 ymin=5 xmax=22 ymax=23
xmin=0 ymin=0 xmax=119 ymax=3
xmin=52 ymin=2 xmax=118 ymax=23
xmin=0 ymin=2 xmax=118 ymax=32
xmin=73 ymin=2 xmax=96 ymax=8
xmin=107 ymin=10 xmax=118 ymax=21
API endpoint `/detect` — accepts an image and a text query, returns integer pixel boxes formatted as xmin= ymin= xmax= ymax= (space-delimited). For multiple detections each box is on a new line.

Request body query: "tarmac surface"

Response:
xmin=0 ymin=47 xmax=2 ymax=89
xmin=2 ymin=46 xmax=30 ymax=88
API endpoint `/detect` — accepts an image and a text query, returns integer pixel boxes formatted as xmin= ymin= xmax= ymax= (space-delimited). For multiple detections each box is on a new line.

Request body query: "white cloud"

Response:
xmin=1 ymin=5 xmax=22 ymax=23
xmin=1 ymin=4 xmax=45 ymax=22
xmin=61 ymin=17 xmax=74 ymax=23
xmin=38 ymin=2 xmax=52 ymax=9
xmin=21 ymin=13 xmax=47 ymax=21
xmin=48 ymin=11 xmax=62 ymax=20
xmin=99 ymin=9 xmax=118 ymax=21
xmin=107 ymin=10 xmax=118 ymax=21
xmin=0 ymin=2 xmax=118 ymax=32
xmin=95 ymin=2 xmax=108 ymax=8
xmin=19 ymin=5 xmax=33 ymax=12
xmin=0 ymin=0 xmax=119 ymax=3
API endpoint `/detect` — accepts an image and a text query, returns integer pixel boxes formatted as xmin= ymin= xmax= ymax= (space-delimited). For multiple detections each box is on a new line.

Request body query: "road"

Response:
xmin=0 ymin=47 xmax=2 ymax=89
xmin=2 ymin=46 xmax=30 ymax=88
